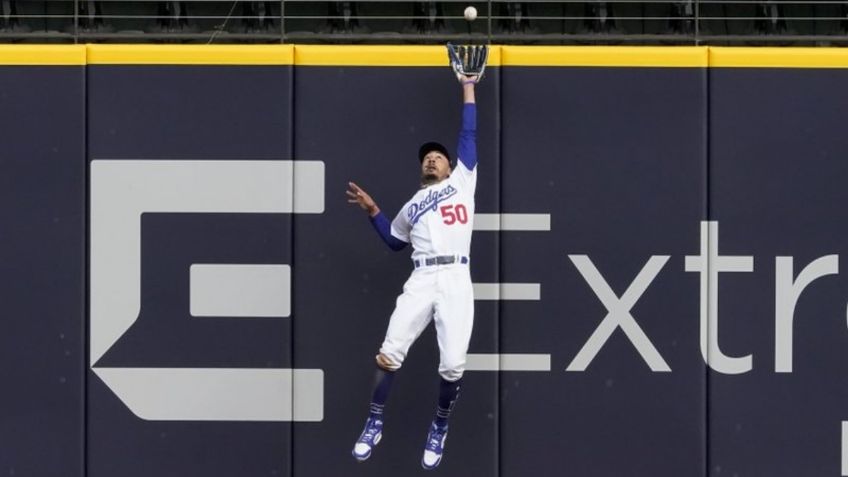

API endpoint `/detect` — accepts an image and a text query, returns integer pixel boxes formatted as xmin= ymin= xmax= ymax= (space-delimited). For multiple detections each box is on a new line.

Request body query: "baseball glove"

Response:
xmin=447 ymin=43 xmax=488 ymax=83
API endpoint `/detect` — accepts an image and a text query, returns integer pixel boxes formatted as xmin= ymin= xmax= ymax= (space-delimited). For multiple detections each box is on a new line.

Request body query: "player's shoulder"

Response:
xmin=450 ymin=162 xmax=476 ymax=184
xmin=455 ymin=160 xmax=477 ymax=174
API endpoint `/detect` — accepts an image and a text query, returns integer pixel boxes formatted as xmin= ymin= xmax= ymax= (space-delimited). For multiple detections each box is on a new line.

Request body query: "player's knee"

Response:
xmin=439 ymin=358 xmax=465 ymax=381
xmin=376 ymin=353 xmax=401 ymax=371
xmin=440 ymin=368 xmax=464 ymax=382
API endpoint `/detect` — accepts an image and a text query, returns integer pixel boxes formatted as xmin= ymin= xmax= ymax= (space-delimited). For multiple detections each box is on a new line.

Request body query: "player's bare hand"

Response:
xmin=460 ymin=75 xmax=477 ymax=104
xmin=347 ymin=182 xmax=380 ymax=216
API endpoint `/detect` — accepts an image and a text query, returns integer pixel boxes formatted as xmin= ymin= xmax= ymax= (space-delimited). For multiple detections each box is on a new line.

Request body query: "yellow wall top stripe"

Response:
xmin=294 ymin=45 xmax=502 ymax=66
xmin=710 ymin=47 xmax=848 ymax=68
xmin=0 ymin=45 xmax=847 ymax=67
xmin=0 ymin=45 xmax=85 ymax=65
xmin=87 ymin=44 xmax=294 ymax=65
xmin=502 ymin=46 xmax=708 ymax=67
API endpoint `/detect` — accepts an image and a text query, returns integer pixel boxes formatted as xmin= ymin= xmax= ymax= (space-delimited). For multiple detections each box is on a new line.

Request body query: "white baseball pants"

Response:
xmin=378 ymin=263 xmax=474 ymax=382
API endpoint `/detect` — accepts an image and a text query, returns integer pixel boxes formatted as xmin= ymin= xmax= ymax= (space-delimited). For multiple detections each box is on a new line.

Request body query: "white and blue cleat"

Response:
xmin=352 ymin=417 xmax=383 ymax=462
xmin=421 ymin=422 xmax=448 ymax=470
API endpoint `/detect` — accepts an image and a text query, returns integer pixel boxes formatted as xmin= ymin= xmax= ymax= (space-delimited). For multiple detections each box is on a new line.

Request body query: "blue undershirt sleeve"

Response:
xmin=369 ymin=211 xmax=408 ymax=251
xmin=456 ymin=103 xmax=477 ymax=170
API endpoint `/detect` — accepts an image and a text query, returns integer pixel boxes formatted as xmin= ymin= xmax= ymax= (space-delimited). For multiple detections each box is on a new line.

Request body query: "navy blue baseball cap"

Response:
xmin=418 ymin=141 xmax=452 ymax=165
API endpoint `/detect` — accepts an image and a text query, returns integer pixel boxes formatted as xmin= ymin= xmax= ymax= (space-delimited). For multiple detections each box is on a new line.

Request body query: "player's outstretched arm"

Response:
xmin=456 ymin=78 xmax=477 ymax=171
xmin=347 ymin=182 xmax=408 ymax=251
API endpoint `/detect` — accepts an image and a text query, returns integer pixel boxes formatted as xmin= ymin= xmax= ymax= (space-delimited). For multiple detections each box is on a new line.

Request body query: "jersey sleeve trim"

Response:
xmin=456 ymin=103 xmax=477 ymax=171
xmin=370 ymin=211 xmax=408 ymax=251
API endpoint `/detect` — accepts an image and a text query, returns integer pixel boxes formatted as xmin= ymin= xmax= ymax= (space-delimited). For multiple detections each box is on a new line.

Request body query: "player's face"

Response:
xmin=421 ymin=151 xmax=451 ymax=184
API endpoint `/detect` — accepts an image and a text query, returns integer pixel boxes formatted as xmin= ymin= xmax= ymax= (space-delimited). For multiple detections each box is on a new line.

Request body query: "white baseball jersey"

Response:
xmin=389 ymin=162 xmax=477 ymax=262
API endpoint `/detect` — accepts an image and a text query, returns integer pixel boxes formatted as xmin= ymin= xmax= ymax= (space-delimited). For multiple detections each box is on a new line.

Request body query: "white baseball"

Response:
xmin=464 ymin=6 xmax=477 ymax=21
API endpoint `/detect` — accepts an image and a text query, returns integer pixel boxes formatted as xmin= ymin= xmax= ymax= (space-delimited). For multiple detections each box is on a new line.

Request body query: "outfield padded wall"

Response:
xmin=0 ymin=45 xmax=847 ymax=477
xmin=0 ymin=47 xmax=85 ymax=477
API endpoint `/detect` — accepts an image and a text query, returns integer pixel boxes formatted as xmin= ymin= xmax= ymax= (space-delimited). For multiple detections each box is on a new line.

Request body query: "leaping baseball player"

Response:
xmin=346 ymin=45 xmax=488 ymax=470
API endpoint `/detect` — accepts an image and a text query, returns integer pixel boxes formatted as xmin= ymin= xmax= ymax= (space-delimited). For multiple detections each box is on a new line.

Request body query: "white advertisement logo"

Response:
xmin=90 ymin=160 xmax=325 ymax=422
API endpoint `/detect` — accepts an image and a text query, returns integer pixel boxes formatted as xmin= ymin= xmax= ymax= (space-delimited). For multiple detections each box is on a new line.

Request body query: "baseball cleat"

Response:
xmin=421 ymin=422 xmax=448 ymax=470
xmin=352 ymin=417 xmax=383 ymax=462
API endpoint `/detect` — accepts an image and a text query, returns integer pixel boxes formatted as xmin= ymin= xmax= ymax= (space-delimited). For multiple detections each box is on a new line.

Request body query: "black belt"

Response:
xmin=413 ymin=255 xmax=469 ymax=269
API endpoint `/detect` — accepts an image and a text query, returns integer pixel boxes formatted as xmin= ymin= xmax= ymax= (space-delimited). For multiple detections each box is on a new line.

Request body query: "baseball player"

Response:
xmin=346 ymin=72 xmax=480 ymax=470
